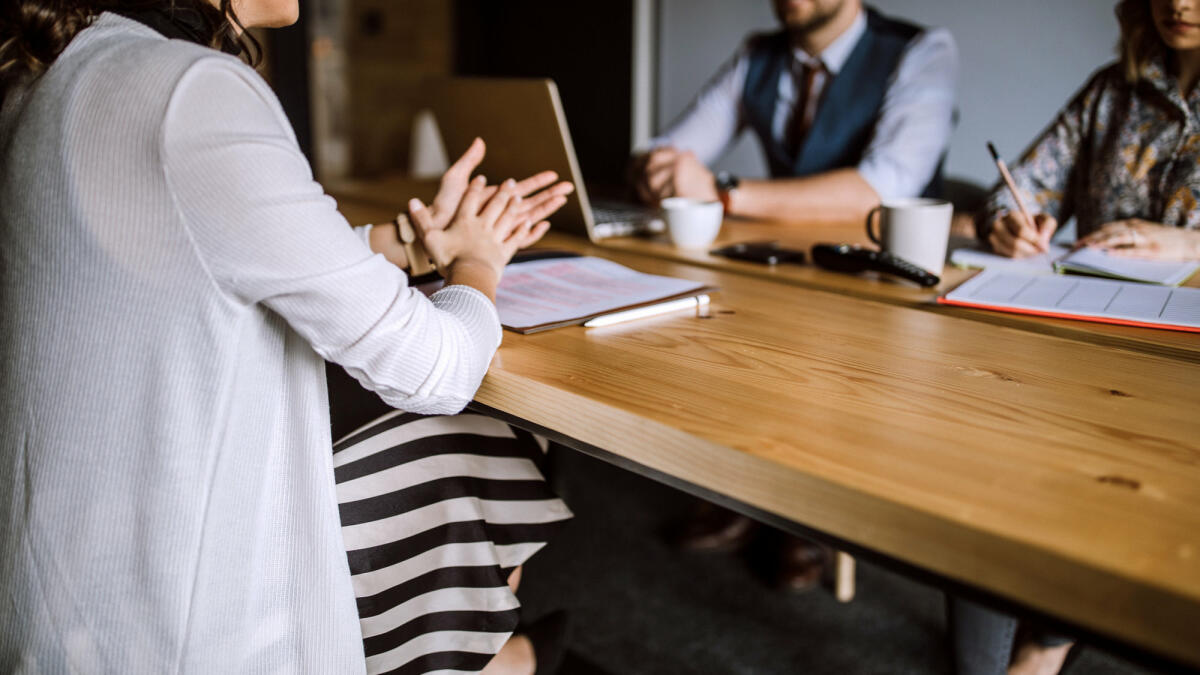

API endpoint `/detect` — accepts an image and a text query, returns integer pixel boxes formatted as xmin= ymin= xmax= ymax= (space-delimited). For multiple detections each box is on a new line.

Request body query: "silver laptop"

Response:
xmin=427 ymin=78 xmax=662 ymax=242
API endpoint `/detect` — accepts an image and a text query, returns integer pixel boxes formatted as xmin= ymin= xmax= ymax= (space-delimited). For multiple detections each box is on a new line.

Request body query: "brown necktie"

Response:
xmin=787 ymin=61 xmax=825 ymax=158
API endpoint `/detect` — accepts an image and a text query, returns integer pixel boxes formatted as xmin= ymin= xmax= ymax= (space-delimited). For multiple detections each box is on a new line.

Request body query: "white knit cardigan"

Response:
xmin=0 ymin=13 xmax=501 ymax=673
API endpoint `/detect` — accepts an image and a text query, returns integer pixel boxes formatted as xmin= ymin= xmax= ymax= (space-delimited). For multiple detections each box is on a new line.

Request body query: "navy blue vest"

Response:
xmin=741 ymin=8 xmax=943 ymax=198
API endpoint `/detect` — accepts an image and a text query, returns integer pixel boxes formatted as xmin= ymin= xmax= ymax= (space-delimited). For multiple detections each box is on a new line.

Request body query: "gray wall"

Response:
xmin=655 ymin=0 xmax=1119 ymax=189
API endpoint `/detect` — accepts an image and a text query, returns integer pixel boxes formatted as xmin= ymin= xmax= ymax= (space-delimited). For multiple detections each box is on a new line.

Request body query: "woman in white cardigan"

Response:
xmin=0 ymin=0 xmax=572 ymax=673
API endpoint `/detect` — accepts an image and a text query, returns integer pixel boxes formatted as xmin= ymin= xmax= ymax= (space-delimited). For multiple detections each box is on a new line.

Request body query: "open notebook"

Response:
xmin=418 ymin=253 xmax=713 ymax=333
xmin=939 ymin=269 xmax=1200 ymax=332
xmin=951 ymin=245 xmax=1199 ymax=286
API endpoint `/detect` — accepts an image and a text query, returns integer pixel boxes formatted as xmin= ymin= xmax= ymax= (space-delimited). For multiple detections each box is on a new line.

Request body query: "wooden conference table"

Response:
xmin=596 ymin=217 xmax=1200 ymax=364
xmin=332 ymin=186 xmax=1200 ymax=670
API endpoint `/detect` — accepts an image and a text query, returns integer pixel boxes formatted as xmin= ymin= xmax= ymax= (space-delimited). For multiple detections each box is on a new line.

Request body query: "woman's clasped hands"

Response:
xmin=407 ymin=137 xmax=574 ymax=294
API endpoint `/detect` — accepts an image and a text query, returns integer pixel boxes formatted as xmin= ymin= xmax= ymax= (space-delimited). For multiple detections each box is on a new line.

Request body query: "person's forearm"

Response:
xmin=726 ymin=169 xmax=880 ymax=222
xmin=365 ymin=222 xmax=410 ymax=269
xmin=443 ymin=259 xmax=500 ymax=303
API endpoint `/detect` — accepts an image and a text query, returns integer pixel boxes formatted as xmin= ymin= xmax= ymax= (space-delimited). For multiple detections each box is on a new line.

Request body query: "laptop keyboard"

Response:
xmin=591 ymin=200 xmax=665 ymax=238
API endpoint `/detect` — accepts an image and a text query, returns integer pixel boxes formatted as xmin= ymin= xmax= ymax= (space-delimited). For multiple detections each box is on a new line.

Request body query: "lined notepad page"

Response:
xmin=942 ymin=270 xmax=1200 ymax=331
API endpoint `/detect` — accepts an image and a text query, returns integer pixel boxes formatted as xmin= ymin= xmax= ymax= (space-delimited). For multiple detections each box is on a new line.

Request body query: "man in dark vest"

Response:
xmin=633 ymin=0 xmax=956 ymax=223
xmin=635 ymin=0 xmax=958 ymax=590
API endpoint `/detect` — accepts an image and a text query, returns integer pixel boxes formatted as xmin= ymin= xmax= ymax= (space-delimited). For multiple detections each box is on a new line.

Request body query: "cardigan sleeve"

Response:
xmin=160 ymin=57 xmax=501 ymax=414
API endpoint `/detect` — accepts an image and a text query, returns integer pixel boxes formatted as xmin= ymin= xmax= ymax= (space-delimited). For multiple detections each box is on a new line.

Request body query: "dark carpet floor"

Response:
xmin=515 ymin=448 xmax=1168 ymax=675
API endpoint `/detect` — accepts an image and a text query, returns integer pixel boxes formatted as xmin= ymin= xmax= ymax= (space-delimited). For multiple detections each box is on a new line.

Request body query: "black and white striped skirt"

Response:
xmin=334 ymin=411 xmax=572 ymax=675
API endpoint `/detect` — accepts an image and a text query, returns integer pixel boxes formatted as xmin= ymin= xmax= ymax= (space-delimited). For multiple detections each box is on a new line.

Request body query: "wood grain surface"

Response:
xmin=476 ymin=248 xmax=1200 ymax=667
xmin=331 ymin=187 xmax=1200 ymax=667
xmin=593 ymin=218 xmax=1200 ymax=363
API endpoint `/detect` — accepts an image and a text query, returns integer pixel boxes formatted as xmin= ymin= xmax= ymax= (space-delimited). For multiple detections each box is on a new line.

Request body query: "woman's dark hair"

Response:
xmin=1116 ymin=0 xmax=1163 ymax=83
xmin=0 ymin=0 xmax=258 ymax=98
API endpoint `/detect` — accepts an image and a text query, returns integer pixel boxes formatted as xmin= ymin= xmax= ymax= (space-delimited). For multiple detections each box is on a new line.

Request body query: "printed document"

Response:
xmin=420 ymin=256 xmax=711 ymax=333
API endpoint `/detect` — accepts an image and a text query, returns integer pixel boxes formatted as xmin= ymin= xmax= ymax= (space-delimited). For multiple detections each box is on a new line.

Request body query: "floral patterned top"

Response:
xmin=979 ymin=50 xmax=1200 ymax=240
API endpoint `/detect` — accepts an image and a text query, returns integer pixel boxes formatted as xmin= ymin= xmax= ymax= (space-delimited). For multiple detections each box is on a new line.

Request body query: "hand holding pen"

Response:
xmin=985 ymin=142 xmax=1058 ymax=258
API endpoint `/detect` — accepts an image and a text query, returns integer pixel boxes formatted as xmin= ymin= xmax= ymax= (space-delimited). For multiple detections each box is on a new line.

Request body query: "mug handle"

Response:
xmin=865 ymin=205 xmax=883 ymax=245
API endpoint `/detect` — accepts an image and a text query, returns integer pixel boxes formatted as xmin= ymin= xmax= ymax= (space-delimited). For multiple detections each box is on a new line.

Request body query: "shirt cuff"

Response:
xmin=856 ymin=161 xmax=916 ymax=203
xmin=430 ymin=284 xmax=503 ymax=353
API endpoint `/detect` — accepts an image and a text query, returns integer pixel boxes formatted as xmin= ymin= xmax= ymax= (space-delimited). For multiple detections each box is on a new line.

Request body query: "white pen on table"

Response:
xmin=583 ymin=295 xmax=711 ymax=328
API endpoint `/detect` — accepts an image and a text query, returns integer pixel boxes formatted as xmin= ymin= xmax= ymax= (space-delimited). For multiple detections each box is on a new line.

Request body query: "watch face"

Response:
xmin=716 ymin=172 xmax=740 ymax=192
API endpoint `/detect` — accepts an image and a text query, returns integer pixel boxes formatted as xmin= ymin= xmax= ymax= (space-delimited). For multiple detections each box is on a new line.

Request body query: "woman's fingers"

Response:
xmin=519 ymin=221 xmax=552 ymax=249
xmin=519 ymin=186 xmax=572 ymax=218
xmin=514 ymin=186 xmax=562 ymax=216
xmin=528 ymin=220 xmax=551 ymax=245
xmin=492 ymin=186 xmax=529 ymax=241
xmin=513 ymin=171 xmax=559 ymax=198
xmin=493 ymin=191 xmax=526 ymax=240
xmin=1089 ymin=232 xmax=1137 ymax=249
xmin=528 ymin=180 xmax=574 ymax=204
xmin=1033 ymin=214 xmax=1059 ymax=247
xmin=1076 ymin=220 xmax=1136 ymax=248
xmin=988 ymin=220 xmax=1016 ymax=257
xmin=990 ymin=218 xmax=1040 ymax=258
xmin=1001 ymin=212 xmax=1047 ymax=253
xmin=459 ymin=174 xmax=489 ymax=216
xmin=1078 ymin=221 xmax=1140 ymax=250
xmin=1010 ymin=236 xmax=1042 ymax=258
xmin=409 ymin=198 xmax=456 ymax=267
xmin=408 ymin=198 xmax=436 ymax=236
xmin=443 ymin=137 xmax=486 ymax=185
xmin=481 ymin=178 xmax=518 ymax=224
xmin=506 ymin=220 xmax=551 ymax=250
xmin=520 ymin=194 xmax=569 ymax=225
xmin=476 ymin=178 xmax=571 ymax=216
xmin=429 ymin=139 xmax=488 ymax=227
xmin=1078 ymin=220 xmax=1197 ymax=261
xmin=496 ymin=217 xmax=529 ymax=244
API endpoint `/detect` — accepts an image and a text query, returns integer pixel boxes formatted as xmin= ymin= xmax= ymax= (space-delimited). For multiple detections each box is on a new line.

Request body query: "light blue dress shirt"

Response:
xmin=652 ymin=10 xmax=959 ymax=201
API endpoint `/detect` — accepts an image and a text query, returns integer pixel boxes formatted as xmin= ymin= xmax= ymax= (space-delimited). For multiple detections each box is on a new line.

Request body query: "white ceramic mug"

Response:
xmin=865 ymin=198 xmax=953 ymax=274
xmin=661 ymin=197 xmax=724 ymax=249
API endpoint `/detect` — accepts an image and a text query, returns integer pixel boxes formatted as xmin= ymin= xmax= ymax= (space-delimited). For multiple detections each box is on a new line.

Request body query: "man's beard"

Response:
xmin=786 ymin=3 xmax=841 ymax=36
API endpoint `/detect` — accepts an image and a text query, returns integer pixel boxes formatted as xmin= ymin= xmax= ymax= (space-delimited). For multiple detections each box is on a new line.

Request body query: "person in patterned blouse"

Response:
xmin=961 ymin=4 xmax=1199 ymax=675
xmin=980 ymin=0 xmax=1200 ymax=263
